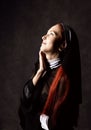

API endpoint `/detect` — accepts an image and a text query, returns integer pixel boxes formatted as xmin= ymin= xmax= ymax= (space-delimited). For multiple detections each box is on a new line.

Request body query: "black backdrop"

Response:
xmin=0 ymin=0 xmax=91 ymax=130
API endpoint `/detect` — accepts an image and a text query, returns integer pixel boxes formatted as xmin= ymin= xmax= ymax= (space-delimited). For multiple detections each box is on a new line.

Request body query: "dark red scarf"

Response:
xmin=42 ymin=66 xmax=70 ymax=125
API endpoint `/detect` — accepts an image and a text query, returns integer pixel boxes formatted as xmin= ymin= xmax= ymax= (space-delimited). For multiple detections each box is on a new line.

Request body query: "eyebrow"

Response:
xmin=47 ymin=30 xmax=58 ymax=35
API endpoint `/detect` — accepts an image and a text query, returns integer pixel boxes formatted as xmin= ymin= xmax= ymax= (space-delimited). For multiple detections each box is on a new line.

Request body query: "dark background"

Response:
xmin=0 ymin=0 xmax=91 ymax=130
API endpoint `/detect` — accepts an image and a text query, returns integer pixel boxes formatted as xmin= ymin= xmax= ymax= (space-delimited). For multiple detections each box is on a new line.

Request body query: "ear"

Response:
xmin=59 ymin=41 xmax=67 ymax=50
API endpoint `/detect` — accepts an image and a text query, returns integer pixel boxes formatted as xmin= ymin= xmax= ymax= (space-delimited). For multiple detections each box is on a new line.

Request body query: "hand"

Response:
xmin=38 ymin=51 xmax=48 ymax=73
xmin=40 ymin=114 xmax=49 ymax=130
xmin=32 ymin=51 xmax=48 ymax=86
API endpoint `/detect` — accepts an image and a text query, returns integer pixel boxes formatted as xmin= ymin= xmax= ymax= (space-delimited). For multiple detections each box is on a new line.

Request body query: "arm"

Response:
xmin=20 ymin=51 xmax=47 ymax=108
xmin=23 ymin=51 xmax=47 ymax=100
xmin=19 ymin=51 xmax=48 ymax=129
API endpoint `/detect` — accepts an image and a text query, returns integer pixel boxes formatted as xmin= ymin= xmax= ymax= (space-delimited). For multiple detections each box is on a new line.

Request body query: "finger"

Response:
xmin=39 ymin=52 xmax=46 ymax=68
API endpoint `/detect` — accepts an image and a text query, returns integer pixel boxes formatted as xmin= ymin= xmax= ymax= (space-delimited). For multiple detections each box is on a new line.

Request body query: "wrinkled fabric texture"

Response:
xmin=18 ymin=66 xmax=80 ymax=130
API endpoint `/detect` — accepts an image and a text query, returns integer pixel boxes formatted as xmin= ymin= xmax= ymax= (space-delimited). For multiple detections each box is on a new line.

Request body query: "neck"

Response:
xmin=45 ymin=52 xmax=59 ymax=60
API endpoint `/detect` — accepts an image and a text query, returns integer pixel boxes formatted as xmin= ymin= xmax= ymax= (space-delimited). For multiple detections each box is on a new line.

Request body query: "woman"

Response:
xmin=19 ymin=23 xmax=82 ymax=130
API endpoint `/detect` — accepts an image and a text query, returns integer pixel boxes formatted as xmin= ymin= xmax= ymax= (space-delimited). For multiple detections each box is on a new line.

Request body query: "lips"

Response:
xmin=42 ymin=42 xmax=46 ymax=45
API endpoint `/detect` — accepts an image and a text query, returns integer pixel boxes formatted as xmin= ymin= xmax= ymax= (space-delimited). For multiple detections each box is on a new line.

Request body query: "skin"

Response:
xmin=32 ymin=24 xmax=66 ymax=86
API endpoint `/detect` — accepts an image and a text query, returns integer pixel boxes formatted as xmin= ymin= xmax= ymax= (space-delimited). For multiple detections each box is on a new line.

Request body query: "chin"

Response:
xmin=40 ymin=47 xmax=45 ymax=52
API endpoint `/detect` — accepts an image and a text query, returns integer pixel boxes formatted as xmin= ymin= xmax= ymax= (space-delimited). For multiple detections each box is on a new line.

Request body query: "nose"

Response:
xmin=42 ymin=34 xmax=47 ymax=40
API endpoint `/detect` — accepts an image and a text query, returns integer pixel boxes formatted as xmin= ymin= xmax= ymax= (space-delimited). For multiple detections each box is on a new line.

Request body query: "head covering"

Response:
xmin=62 ymin=23 xmax=72 ymax=46
xmin=61 ymin=24 xmax=82 ymax=104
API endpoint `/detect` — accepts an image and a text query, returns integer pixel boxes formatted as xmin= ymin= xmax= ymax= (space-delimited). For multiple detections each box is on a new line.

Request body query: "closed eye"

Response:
xmin=47 ymin=31 xmax=56 ymax=36
xmin=50 ymin=32 xmax=55 ymax=35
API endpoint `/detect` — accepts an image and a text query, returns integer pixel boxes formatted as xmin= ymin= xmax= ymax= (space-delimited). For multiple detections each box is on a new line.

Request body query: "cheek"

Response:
xmin=47 ymin=37 xmax=61 ymax=51
xmin=48 ymin=40 xmax=56 ymax=49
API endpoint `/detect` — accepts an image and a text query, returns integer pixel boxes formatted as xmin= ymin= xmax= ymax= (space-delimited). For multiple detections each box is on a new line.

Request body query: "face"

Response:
xmin=40 ymin=24 xmax=64 ymax=55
